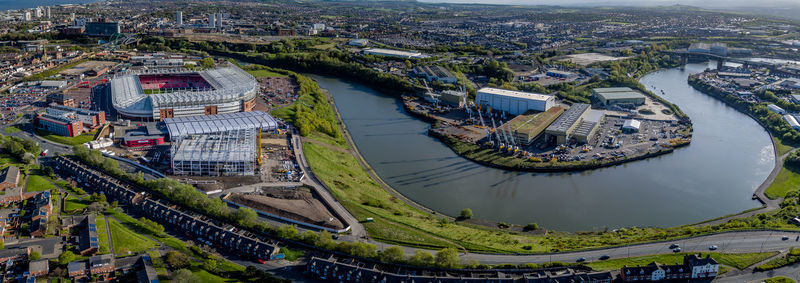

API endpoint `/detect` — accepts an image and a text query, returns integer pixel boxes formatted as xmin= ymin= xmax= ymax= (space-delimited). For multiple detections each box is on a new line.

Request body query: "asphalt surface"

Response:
xmin=461 ymin=231 xmax=800 ymax=265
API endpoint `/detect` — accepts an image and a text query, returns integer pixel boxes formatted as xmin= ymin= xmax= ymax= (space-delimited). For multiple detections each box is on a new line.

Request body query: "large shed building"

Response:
xmin=476 ymin=87 xmax=555 ymax=115
xmin=592 ymin=87 xmax=646 ymax=106
xmin=544 ymin=103 xmax=591 ymax=144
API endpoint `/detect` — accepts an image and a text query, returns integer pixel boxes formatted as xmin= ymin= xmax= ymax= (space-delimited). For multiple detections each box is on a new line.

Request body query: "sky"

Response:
xmin=417 ymin=0 xmax=800 ymax=8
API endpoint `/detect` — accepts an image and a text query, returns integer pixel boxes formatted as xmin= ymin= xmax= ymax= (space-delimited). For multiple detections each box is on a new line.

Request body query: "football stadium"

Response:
xmin=110 ymin=63 xmax=258 ymax=121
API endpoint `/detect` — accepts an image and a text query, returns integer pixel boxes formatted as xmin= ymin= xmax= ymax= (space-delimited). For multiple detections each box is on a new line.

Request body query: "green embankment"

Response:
xmin=36 ymin=129 xmax=97 ymax=146
xmin=108 ymin=217 xmax=159 ymax=255
xmin=26 ymin=175 xmax=54 ymax=192
xmin=765 ymin=165 xmax=800 ymax=199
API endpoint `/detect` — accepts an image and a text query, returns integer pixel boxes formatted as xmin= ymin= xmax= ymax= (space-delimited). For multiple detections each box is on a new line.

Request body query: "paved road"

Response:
xmin=289 ymin=126 xmax=367 ymax=241
xmin=461 ymin=231 xmax=800 ymax=265
xmin=716 ymin=263 xmax=800 ymax=282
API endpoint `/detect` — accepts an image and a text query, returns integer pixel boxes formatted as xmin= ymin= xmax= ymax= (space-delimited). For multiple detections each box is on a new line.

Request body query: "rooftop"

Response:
xmin=546 ymin=103 xmax=590 ymax=134
xmin=1 ymin=166 xmax=19 ymax=185
xmin=165 ymin=111 xmax=279 ymax=138
xmin=477 ymin=87 xmax=553 ymax=102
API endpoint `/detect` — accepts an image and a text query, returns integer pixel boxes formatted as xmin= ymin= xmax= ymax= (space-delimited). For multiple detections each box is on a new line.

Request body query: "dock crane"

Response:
xmin=490 ymin=115 xmax=507 ymax=150
xmin=422 ymin=80 xmax=439 ymax=108
xmin=477 ymin=106 xmax=493 ymax=147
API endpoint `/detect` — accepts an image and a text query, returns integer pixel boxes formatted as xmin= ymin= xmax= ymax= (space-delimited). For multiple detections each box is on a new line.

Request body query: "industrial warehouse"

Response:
xmin=110 ymin=63 xmax=258 ymax=121
xmin=411 ymin=84 xmax=691 ymax=170
xmin=475 ymin=87 xmax=555 ymax=115
xmin=165 ymin=111 xmax=279 ymax=176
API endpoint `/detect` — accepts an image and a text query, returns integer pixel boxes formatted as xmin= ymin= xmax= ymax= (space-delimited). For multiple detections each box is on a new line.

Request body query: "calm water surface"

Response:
xmin=308 ymin=61 xmax=774 ymax=231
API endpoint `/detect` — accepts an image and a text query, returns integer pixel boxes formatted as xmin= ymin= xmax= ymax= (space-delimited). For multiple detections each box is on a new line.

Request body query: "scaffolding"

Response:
xmin=170 ymin=127 xmax=258 ymax=176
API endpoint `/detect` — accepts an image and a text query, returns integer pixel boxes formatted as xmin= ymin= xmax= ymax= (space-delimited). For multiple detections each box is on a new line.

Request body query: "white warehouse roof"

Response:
xmin=477 ymin=87 xmax=552 ymax=102
xmin=622 ymin=119 xmax=641 ymax=130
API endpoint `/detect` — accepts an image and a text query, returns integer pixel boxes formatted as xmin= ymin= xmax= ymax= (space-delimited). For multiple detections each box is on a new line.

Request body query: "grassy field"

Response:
xmin=586 ymin=251 xmax=778 ymax=271
xmin=108 ymin=217 xmax=159 ymax=255
xmin=247 ymin=69 xmax=288 ymax=78
xmin=26 ymin=175 xmax=54 ymax=192
xmin=35 ymin=129 xmax=96 ymax=146
xmin=765 ymin=165 xmax=800 ymax=199
xmin=3 ymin=125 xmax=21 ymax=134
xmin=189 ymin=264 xmax=238 ymax=283
xmin=105 ymin=209 xmax=187 ymax=253
xmin=95 ymin=215 xmax=111 ymax=254
xmin=775 ymin=137 xmax=796 ymax=156
xmin=63 ymin=194 xmax=89 ymax=213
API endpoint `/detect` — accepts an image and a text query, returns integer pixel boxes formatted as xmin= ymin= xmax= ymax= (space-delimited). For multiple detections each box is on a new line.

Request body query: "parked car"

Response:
xmin=599 ymin=255 xmax=610 ymax=260
xmin=673 ymin=248 xmax=681 ymax=253
xmin=709 ymin=245 xmax=718 ymax=250
xmin=576 ymin=257 xmax=586 ymax=262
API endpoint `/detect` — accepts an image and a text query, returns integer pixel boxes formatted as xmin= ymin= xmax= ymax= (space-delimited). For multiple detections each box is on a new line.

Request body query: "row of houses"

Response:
xmin=54 ymin=156 xmax=282 ymax=262
xmin=307 ymin=256 xmax=612 ymax=283
xmin=307 ymin=254 xmax=718 ymax=283
xmin=66 ymin=253 xmax=158 ymax=282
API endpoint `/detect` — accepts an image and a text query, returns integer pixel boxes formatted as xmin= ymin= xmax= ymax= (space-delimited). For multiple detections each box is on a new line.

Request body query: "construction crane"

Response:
xmin=422 ymin=80 xmax=439 ymax=107
xmin=477 ymin=106 xmax=493 ymax=147
xmin=490 ymin=115 xmax=507 ymax=150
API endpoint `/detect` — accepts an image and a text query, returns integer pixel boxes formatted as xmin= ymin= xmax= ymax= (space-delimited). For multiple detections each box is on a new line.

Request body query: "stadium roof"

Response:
xmin=165 ymin=111 xmax=279 ymax=138
xmin=110 ymin=63 xmax=257 ymax=118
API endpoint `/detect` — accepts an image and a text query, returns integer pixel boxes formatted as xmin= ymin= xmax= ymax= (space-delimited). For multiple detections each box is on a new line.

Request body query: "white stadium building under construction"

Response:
xmin=110 ymin=63 xmax=258 ymax=121
xmin=165 ymin=111 xmax=279 ymax=176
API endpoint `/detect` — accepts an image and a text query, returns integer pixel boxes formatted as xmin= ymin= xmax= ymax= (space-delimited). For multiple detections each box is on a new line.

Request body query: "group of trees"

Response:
xmin=0 ymin=136 xmax=40 ymax=164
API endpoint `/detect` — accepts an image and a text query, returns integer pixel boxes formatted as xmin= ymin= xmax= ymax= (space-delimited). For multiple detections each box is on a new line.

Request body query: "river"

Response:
xmin=307 ymin=61 xmax=774 ymax=231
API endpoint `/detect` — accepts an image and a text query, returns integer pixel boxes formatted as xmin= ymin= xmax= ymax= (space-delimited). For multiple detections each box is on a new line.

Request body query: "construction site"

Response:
xmin=223 ymin=186 xmax=349 ymax=233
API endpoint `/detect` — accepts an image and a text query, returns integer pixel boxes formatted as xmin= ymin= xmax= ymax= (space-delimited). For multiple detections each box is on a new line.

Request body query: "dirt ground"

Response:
xmin=227 ymin=186 xmax=345 ymax=230
xmin=563 ymin=53 xmax=631 ymax=66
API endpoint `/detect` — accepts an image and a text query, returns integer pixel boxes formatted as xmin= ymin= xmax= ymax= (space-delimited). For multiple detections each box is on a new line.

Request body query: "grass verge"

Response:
xmin=3 ymin=125 xmax=21 ymax=134
xmin=765 ymin=164 xmax=800 ymax=199
xmin=108 ymin=217 xmax=159 ymax=255
xmin=26 ymin=175 xmax=54 ymax=192
xmin=765 ymin=277 xmax=797 ymax=283
xmin=95 ymin=215 xmax=111 ymax=254
xmin=35 ymin=129 xmax=96 ymax=146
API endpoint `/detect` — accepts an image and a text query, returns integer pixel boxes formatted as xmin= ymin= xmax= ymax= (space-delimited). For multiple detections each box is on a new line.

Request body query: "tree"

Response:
xmin=171 ymin=269 xmax=199 ymax=283
xmin=408 ymin=250 xmax=434 ymax=266
xmin=165 ymin=251 xmax=190 ymax=269
xmin=380 ymin=246 xmax=405 ymax=263
xmin=316 ymin=230 xmax=335 ymax=249
xmin=202 ymin=258 xmax=217 ymax=272
xmin=58 ymin=250 xmax=76 ymax=265
xmin=276 ymin=225 xmax=298 ymax=239
xmin=435 ymin=247 xmax=460 ymax=268
xmin=200 ymin=57 xmax=216 ymax=69
xmin=524 ymin=222 xmax=539 ymax=231
xmin=232 ymin=207 xmax=258 ymax=226
xmin=459 ymin=208 xmax=473 ymax=220
xmin=29 ymin=251 xmax=41 ymax=260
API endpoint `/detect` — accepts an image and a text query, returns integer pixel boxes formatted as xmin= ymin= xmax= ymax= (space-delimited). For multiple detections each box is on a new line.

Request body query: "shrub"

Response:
xmin=460 ymin=208 xmax=473 ymax=219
